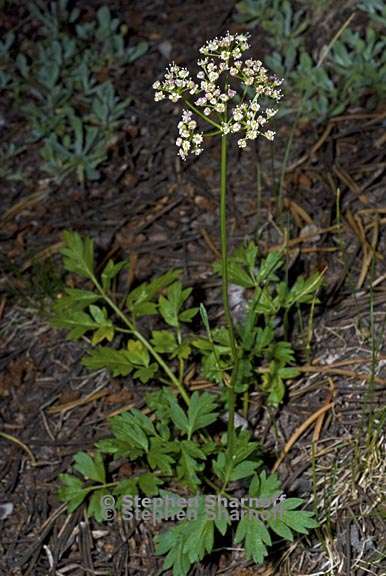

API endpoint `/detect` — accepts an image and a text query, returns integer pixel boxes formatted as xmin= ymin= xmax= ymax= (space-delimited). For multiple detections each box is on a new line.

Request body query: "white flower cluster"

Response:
xmin=230 ymin=101 xmax=278 ymax=148
xmin=176 ymin=110 xmax=204 ymax=160
xmin=153 ymin=32 xmax=283 ymax=160
xmin=199 ymin=31 xmax=249 ymax=60
xmin=153 ymin=63 xmax=198 ymax=103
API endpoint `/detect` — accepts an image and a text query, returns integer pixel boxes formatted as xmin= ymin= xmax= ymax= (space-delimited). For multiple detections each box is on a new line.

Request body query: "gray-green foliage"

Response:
xmin=234 ymin=0 xmax=386 ymax=121
xmin=53 ymin=231 xmax=320 ymax=575
xmin=0 ymin=0 xmax=147 ymax=182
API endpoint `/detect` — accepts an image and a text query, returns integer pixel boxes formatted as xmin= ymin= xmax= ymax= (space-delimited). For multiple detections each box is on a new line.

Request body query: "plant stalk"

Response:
xmin=92 ymin=276 xmax=190 ymax=406
xmin=219 ymin=133 xmax=239 ymax=457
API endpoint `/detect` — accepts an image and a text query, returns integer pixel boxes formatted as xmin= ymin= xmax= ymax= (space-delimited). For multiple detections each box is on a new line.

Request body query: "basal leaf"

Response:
xmin=58 ymin=473 xmax=89 ymax=513
xmin=138 ymin=472 xmax=162 ymax=496
xmin=51 ymin=308 xmax=98 ymax=340
xmin=82 ymin=347 xmax=134 ymax=376
xmin=88 ymin=488 xmax=110 ymax=522
xmin=73 ymin=451 xmax=106 ymax=483
xmin=229 ymin=459 xmax=259 ymax=481
xmin=151 ymin=330 xmax=178 ymax=354
xmin=187 ymin=391 xmax=218 ymax=439
xmin=167 ymin=395 xmax=189 ymax=434
xmin=101 ymin=259 xmax=127 ymax=292
xmin=61 ymin=231 xmax=94 ymax=278
xmin=249 ymin=471 xmax=282 ymax=499
xmin=109 ymin=412 xmax=149 ymax=452
xmin=234 ymin=514 xmax=271 ymax=565
xmin=127 ymin=340 xmax=149 ymax=366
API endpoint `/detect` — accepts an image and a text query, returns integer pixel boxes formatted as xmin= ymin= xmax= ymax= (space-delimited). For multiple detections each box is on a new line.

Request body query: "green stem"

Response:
xmin=184 ymin=100 xmax=222 ymax=129
xmin=219 ymin=133 xmax=239 ymax=459
xmin=176 ymin=324 xmax=185 ymax=388
xmin=91 ymin=276 xmax=190 ymax=406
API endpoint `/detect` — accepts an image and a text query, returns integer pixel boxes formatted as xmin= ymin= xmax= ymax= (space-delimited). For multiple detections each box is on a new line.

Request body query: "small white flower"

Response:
xmin=203 ymin=107 xmax=211 ymax=116
xmin=193 ymin=134 xmax=203 ymax=144
xmin=238 ymin=138 xmax=247 ymax=148
xmin=264 ymin=130 xmax=275 ymax=140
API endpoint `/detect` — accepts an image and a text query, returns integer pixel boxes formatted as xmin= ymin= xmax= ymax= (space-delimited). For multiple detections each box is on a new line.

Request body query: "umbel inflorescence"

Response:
xmin=153 ymin=32 xmax=283 ymax=159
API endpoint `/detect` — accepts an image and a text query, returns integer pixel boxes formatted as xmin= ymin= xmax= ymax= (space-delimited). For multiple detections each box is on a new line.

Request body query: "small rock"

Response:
xmin=300 ymin=223 xmax=321 ymax=242
xmin=158 ymin=40 xmax=172 ymax=59
xmin=0 ymin=502 xmax=13 ymax=520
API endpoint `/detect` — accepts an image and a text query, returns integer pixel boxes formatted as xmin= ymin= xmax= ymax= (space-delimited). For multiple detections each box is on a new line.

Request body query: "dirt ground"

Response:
xmin=0 ymin=1 xmax=385 ymax=575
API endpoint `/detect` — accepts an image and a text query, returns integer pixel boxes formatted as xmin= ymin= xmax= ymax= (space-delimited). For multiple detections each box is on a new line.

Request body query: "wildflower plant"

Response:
xmin=54 ymin=32 xmax=322 ymax=576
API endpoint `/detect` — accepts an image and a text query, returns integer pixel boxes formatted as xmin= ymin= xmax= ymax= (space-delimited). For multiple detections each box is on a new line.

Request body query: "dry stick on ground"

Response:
xmin=1 ymin=190 xmax=50 ymax=224
xmin=286 ymin=365 xmax=386 ymax=386
xmin=272 ymin=401 xmax=334 ymax=472
xmin=201 ymin=227 xmax=221 ymax=258
xmin=47 ymin=382 xmax=110 ymax=414
xmin=283 ymin=197 xmax=313 ymax=226
xmin=0 ymin=431 xmax=37 ymax=466
xmin=313 ymin=378 xmax=335 ymax=443
xmin=357 ymin=216 xmax=380 ymax=289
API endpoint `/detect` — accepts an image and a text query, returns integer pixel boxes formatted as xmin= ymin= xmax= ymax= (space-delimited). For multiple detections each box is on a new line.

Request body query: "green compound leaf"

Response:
xmin=61 ymin=231 xmax=94 ymax=278
xmin=73 ymin=451 xmax=106 ymax=483
xmin=285 ymin=271 xmax=323 ymax=307
xmin=127 ymin=270 xmax=181 ymax=317
xmin=126 ymin=340 xmax=150 ymax=366
xmin=155 ymin=500 xmax=216 ymax=576
xmin=159 ymin=281 xmax=193 ymax=327
xmin=51 ymin=308 xmax=99 ymax=340
xmin=113 ymin=478 xmax=138 ymax=499
xmin=58 ymin=473 xmax=89 ymax=513
xmin=179 ymin=307 xmax=199 ymax=323
xmin=133 ymin=363 xmax=158 ymax=384
xmin=167 ymin=394 xmax=189 ymax=435
xmin=88 ymin=305 xmax=114 ymax=344
xmin=234 ymin=514 xmax=272 ymax=565
xmin=147 ymin=437 xmax=177 ymax=475
xmin=256 ymin=251 xmax=283 ymax=283
xmin=233 ymin=472 xmax=318 ymax=565
xmin=138 ymin=472 xmax=163 ymax=496
xmin=177 ymin=440 xmax=206 ymax=488
xmin=266 ymin=500 xmax=319 ymax=540
xmin=53 ymin=288 xmax=99 ymax=314
xmin=187 ymin=391 xmax=218 ymax=439
xmin=249 ymin=470 xmax=282 ymax=499
xmin=88 ymin=488 xmax=111 ymax=522
xmin=82 ymin=347 xmax=134 ymax=376
xmin=101 ymin=259 xmax=128 ymax=292
xmin=109 ymin=410 xmax=153 ymax=452
xmin=229 ymin=459 xmax=259 ymax=481
xmin=151 ymin=330 xmax=178 ymax=354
